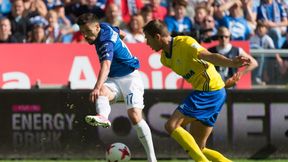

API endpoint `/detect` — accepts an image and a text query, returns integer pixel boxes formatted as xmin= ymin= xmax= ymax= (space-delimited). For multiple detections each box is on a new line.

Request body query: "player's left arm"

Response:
xmin=198 ymin=49 xmax=251 ymax=68
xmin=224 ymin=72 xmax=241 ymax=88
xmin=225 ymin=49 xmax=258 ymax=88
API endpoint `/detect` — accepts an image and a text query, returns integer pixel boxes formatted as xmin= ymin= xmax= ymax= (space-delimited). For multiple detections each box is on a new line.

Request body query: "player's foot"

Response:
xmin=85 ymin=115 xmax=111 ymax=128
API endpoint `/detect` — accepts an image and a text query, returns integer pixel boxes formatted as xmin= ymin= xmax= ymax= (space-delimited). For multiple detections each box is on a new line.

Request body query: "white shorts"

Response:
xmin=104 ymin=70 xmax=144 ymax=109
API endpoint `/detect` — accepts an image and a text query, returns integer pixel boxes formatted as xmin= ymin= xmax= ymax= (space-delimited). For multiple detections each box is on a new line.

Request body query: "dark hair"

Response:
xmin=172 ymin=0 xmax=187 ymax=8
xmin=76 ymin=13 xmax=99 ymax=26
xmin=141 ymin=4 xmax=153 ymax=14
xmin=256 ymin=21 xmax=266 ymax=29
xmin=0 ymin=16 xmax=10 ymax=23
xmin=143 ymin=19 xmax=170 ymax=37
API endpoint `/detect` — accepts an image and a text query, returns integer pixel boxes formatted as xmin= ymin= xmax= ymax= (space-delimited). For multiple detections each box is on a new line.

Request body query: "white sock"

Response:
xmin=133 ymin=120 xmax=157 ymax=162
xmin=95 ymin=96 xmax=111 ymax=119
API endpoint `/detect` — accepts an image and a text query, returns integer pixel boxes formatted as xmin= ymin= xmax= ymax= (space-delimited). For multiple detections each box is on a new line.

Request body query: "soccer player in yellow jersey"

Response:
xmin=143 ymin=20 xmax=251 ymax=162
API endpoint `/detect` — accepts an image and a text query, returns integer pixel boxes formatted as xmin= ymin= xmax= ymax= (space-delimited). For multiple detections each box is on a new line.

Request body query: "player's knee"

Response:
xmin=199 ymin=144 xmax=205 ymax=150
xmin=97 ymin=86 xmax=106 ymax=96
xmin=127 ymin=109 xmax=142 ymax=124
xmin=164 ymin=121 xmax=175 ymax=134
xmin=98 ymin=86 xmax=110 ymax=96
xmin=195 ymin=140 xmax=206 ymax=150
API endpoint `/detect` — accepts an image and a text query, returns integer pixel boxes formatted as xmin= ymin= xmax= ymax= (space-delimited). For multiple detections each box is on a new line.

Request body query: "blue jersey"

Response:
xmin=94 ymin=23 xmax=140 ymax=77
xmin=164 ymin=16 xmax=193 ymax=33
xmin=257 ymin=1 xmax=287 ymax=23
xmin=218 ymin=16 xmax=251 ymax=40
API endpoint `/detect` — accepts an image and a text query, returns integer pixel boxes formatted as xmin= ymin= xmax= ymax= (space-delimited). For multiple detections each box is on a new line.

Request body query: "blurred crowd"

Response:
xmin=0 ymin=0 xmax=288 ymax=85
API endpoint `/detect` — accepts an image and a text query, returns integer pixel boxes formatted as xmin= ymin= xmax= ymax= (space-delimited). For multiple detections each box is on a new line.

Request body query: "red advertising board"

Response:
xmin=0 ymin=42 xmax=250 ymax=89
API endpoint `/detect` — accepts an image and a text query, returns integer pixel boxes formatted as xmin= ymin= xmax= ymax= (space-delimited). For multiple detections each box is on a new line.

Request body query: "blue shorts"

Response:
xmin=177 ymin=88 xmax=226 ymax=127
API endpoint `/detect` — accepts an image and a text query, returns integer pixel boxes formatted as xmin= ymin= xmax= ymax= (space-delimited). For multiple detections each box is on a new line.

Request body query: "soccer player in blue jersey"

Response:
xmin=143 ymin=20 xmax=251 ymax=162
xmin=76 ymin=13 xmax=157 ymax=162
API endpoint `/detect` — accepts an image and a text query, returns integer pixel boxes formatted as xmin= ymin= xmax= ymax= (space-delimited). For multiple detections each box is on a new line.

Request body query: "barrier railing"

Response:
xmin=249 ymin=49 xmax=288 ymax=87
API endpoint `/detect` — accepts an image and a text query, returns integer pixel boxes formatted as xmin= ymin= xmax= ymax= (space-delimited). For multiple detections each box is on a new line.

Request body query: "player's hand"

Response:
xmin=90 ymin=88 xmax=100 ymax=103
xmin=232 ymin=56 xmax=251 ymax=67
xmin=225 ymin=72 xmax=242 ymax=88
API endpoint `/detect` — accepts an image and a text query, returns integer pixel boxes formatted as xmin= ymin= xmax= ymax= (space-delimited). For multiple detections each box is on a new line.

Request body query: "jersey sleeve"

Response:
xmin=111 ymin=26 xmax=120 ymax=34
xmin=98 ymin=41 xmax=114 ymax=62
xmin=189 ymin=40 xmax=206 ymax=58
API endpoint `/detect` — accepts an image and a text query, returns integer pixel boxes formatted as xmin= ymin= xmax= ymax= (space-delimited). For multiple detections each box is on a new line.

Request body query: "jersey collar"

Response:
xmin=164 ymin=37 xmax=173 ymax=58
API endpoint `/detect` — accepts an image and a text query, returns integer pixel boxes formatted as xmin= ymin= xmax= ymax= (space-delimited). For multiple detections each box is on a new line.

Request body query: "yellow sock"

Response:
xmin=202 ymin=148 xmax=232 ymax=162
xmin=171 ymin=127 xmax=209 ymax=162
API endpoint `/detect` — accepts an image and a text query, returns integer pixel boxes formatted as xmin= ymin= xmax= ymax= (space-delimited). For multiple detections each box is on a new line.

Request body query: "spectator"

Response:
xmin=242 ymin=0 xmax=257 ymax=33
xmin=101 ymin=3 xmax=126 ymax=29
xmin=160 ymin=0 xmax=174 ymax=16
xmin=0 ymin=17 xmax=19 ymax=43
xmin=217 ymin=0 xmax=252 ymax=40
xmin=192 ymin=0 xmax=214 ymax=16
xmin=140 ymin=4 xmax=153 ymax=24
xmin=45 ymin=10 xmax=63 ymax=42
xmin=201 ymin=15 xmax=217 ymax=42
xmin=53 ymin=1 xmax=71 ymax=27
xmin=193 ymin=6 xmax=208 ymax=32
xmin=45 ymin=0 xmax=62 ymax=10
xmin=146 ymin=0 xmax=167 ymax=20
xmin=80 ymin=0 xmax=105 ymax=17
xmin=0 ymin=0 xmax=12 ymax=16
xmin=280 ymin=0 xmax=288 ymax=14
xmin=275 ymin=53 xmax=288 ymax=84
xmin=27 ymin=23 xmax=47 ymax=42
xmin=213 ymin=0 xmax=236 ymax=19
xmin=281 ymin=27 xmax=288 ymax=48
xmin=24 ymin=0 xmax=48 ymax=18
xmin=164 ymin=0 xmax=193 ymax=36
xmin=66 ymin=0 xmax=104 ymax=21
xmin=208 ymin=26 xmax=258 ymax=87
xmin=250 ymin=22 xmax=275 ymax=85
xmin=96 ymin=0 xmax=107 ymax=10
xmin=28 ymin=15 xmax=48 ymax=28
xmin=250 ymin=22 xmax=275 ymax=49
xmin=8 ymin=0 xmax=31 ymax=42
xmin=106 ymin=0 xmax=144 ymax=23
xmin=123 ymin=14 xmax=145 ymax=43
xmin=71 ymin=30 xmax=86 ymax=43
xmin=64 ymin=0 xmax=87 ymax=23
xmin=257 ymin=0 xmax=288 ymax=48
xmin=53 ymin=2 xmax=74 ymax=42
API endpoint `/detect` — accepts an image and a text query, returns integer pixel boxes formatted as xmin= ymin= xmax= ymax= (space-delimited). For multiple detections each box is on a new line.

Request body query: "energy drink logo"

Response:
xmin=11 ymin=104 xmax=75 ymax=150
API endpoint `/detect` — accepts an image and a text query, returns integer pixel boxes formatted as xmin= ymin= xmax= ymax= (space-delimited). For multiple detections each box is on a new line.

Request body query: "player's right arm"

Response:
xmin=237 ymin=48 xmax=258 ymax=76
xmin=198 ymin=49 xmax=251 ymax=68
xmin=90 ymin=60 xmax=111 ymax=103
xmin=90 ymin=41 xmax=114 ymax=103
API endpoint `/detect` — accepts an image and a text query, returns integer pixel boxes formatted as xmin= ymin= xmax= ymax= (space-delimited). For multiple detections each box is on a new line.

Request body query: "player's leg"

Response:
xmin=189 ymin=121 xmax=232 ymax=162
xmin=120 ymin=70 xmax=157 ymax=162
xmin=85 ymin=80 xmax=118 ymax=128
xmin=202 ymin=148 xmax=232 ymax=162
xmin=127 ymin=108 xmax=157 ymax=162
xmin=165 ymin=110 xmax=209 ymax=162
xmin=189 ymin=120 xmax=213 ymax=150
xmin=188 ymin=87 xmax=231 ymax=162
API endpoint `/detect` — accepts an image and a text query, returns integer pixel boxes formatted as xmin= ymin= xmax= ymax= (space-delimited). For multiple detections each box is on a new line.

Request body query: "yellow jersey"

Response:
xmin=161 ymin=36 xmax=225 ymax=91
